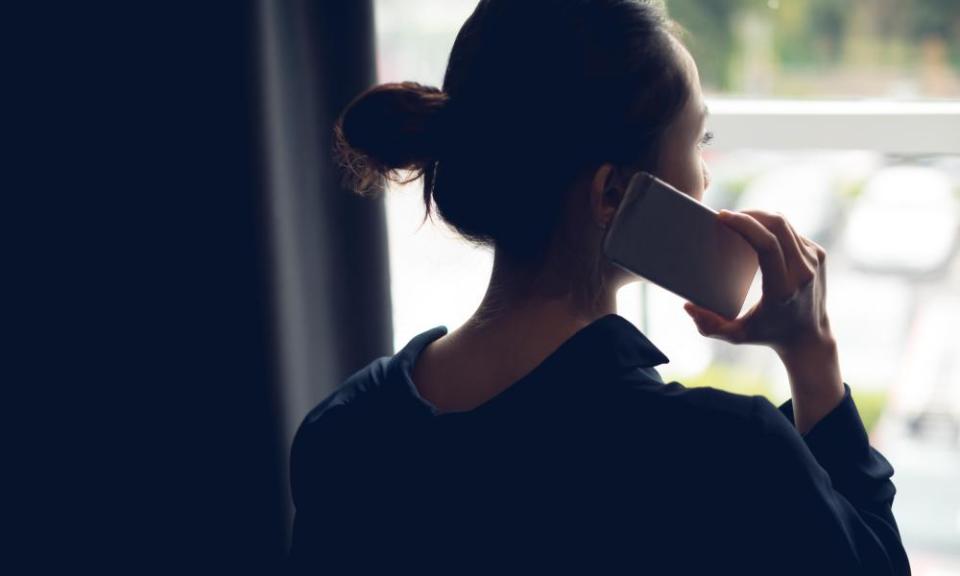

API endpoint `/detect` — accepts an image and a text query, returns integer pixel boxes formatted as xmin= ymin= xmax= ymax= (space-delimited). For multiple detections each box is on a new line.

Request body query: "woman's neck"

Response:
xmin=411 ymin=250 xmax=620 ymax=413
xmin=464 ymin=249 xmax=618 ymax=338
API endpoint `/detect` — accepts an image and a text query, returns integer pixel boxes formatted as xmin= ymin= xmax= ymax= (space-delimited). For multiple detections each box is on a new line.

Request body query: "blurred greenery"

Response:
xmin=665 ymin=363 xmax=888 ymax=433
xmin=838 ymin=178 xmax=867 ymax=201
xmin=665 ymin=363 xmax=775 ymax=399
xmin=667 ymin=0 xmax=747 ymax=91
xmin=718 ymin=177 xmax=752 ymax=206
xmin=665 ymin=0 xmax=960 ymax=97
xmin=851 ymin=389 xmax=888 ymax=436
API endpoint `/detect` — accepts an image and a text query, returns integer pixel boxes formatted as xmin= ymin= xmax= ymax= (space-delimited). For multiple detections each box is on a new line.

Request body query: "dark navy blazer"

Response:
xmin=285 ymin=313 xmax=910 ymax=575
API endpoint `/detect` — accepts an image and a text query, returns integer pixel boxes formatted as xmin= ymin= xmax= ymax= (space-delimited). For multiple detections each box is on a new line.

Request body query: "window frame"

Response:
xmin=705 ymin=99 xmax=960 ymax=155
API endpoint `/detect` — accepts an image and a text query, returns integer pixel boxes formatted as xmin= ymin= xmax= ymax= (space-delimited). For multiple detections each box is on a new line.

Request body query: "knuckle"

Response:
xmin=760 ymin=229 xmax=779 ymax=249
xmin=771 ymin=213 xmax=790 ymax=233
xmin=779 ymin=287 xmax=800 ymax=304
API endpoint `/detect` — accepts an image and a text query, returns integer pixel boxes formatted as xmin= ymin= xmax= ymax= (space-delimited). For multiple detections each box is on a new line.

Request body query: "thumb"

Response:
xmin=683 ymin=302 xmax=744 ymax=342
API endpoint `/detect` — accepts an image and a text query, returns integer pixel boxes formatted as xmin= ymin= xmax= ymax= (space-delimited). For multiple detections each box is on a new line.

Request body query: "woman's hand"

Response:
xmin=682 ymin=209 xmax=832 ymax=358
xmin=683 ymin=209 xmax=843 ymax=435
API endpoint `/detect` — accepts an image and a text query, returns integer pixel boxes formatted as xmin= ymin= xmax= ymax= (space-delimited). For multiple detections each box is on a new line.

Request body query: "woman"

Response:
xmin=286 ymin=1 xmax=909 ymax=574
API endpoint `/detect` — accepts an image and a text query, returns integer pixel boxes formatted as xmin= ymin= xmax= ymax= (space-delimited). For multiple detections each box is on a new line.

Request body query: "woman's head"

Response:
xmin=335 ymin=0 xmax=710 ymax=307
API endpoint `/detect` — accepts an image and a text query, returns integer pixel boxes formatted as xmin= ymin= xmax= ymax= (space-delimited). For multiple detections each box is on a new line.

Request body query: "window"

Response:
xmin=374 ymin=1 xmax=960 ymax=572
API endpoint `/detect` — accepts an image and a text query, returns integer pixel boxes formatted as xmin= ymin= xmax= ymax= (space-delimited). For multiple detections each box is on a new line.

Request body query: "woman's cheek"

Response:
xmin=685 ymin=149 xmax=704 ymax=199
xmin=701 ymin=158 xmax=711 ymax=193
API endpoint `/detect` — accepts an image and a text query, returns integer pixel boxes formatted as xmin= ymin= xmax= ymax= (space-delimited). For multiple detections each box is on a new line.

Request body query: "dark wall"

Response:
xmin=11 ymin=1 xmax=286 ymax=571
xmin=98 ymin=1 xmax=287 ymax=570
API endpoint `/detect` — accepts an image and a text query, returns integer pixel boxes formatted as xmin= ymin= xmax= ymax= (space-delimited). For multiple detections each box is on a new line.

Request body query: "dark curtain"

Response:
xmin=11 ymin=0 xmax=390 ymax=571
xmin=261 ymin=0 xmax=393 ymax=538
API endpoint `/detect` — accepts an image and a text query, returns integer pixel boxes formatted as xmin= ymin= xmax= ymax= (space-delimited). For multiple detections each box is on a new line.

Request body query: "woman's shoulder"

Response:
xmin=306 ymin=357 xmax=393 ymax=418
xmin=597 ymin=369 xmax=807 ymax=469
xmin=612 ymin=368 xmax=767 ymax=430
xmin=291 ymin=356 xmax=399 ymax=454
xmin=297 ymin=325 xmax=448 ymax=430
xmin=607 ymin=369 xmax=845 ymax=478
xmin=288 ymin=356 xmax=399 ymax=499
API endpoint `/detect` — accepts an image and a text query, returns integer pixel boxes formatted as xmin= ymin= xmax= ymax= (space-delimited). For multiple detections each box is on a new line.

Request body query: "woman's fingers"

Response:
xmin=683 ymin=302 xmax=746 ymax=343
xmin=717 ymin=210 xmax=791 ymax=301
xmin=777 ymin=214 xmax=821 ymax=270
xmin=694 ymin=212 xmax=834 ymax=351
xmin=739 ymin=210 xmax=815 ymax=285
xmin=798 ymin=235 xmax=826 ymax=265
xmin=798 ymin=235 xmax=828 ymax=293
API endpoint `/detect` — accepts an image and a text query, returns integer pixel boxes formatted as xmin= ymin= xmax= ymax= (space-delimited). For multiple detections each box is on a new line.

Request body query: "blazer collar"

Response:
xmin=391 ymin=313 xmax=669 ymax=417
xmin=395 ymin=312 xmax=669 ymax=379
xmin=573 ymin=313 xmax=670 ymax=371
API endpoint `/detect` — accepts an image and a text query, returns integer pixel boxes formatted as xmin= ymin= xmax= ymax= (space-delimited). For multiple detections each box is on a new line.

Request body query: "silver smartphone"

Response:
xmin=603 ymin=172 xmax=759 ymax=320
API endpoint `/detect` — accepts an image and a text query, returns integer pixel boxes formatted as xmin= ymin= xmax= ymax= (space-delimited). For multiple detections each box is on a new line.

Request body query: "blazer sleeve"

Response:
xmin=749 ymin=382 xmax=911 ymax=575
xmin=283 ymin=406 xmax=361 ymax=575
xmin=283 ymin=404 xmax=424 ymax=574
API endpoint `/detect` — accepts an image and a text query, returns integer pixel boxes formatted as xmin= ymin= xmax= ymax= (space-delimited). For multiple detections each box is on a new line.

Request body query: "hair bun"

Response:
xmin=333 ymin=81 xmax=449 ymax=195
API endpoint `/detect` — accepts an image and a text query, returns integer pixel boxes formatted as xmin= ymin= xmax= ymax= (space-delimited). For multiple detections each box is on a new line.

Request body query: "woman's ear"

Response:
xmin=589 ymin=163 xmax=625 ymax=230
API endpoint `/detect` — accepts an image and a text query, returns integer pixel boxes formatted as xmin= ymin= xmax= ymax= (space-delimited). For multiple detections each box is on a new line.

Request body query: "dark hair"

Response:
xmin=334 ymin=0 xmax=689 ymax=264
